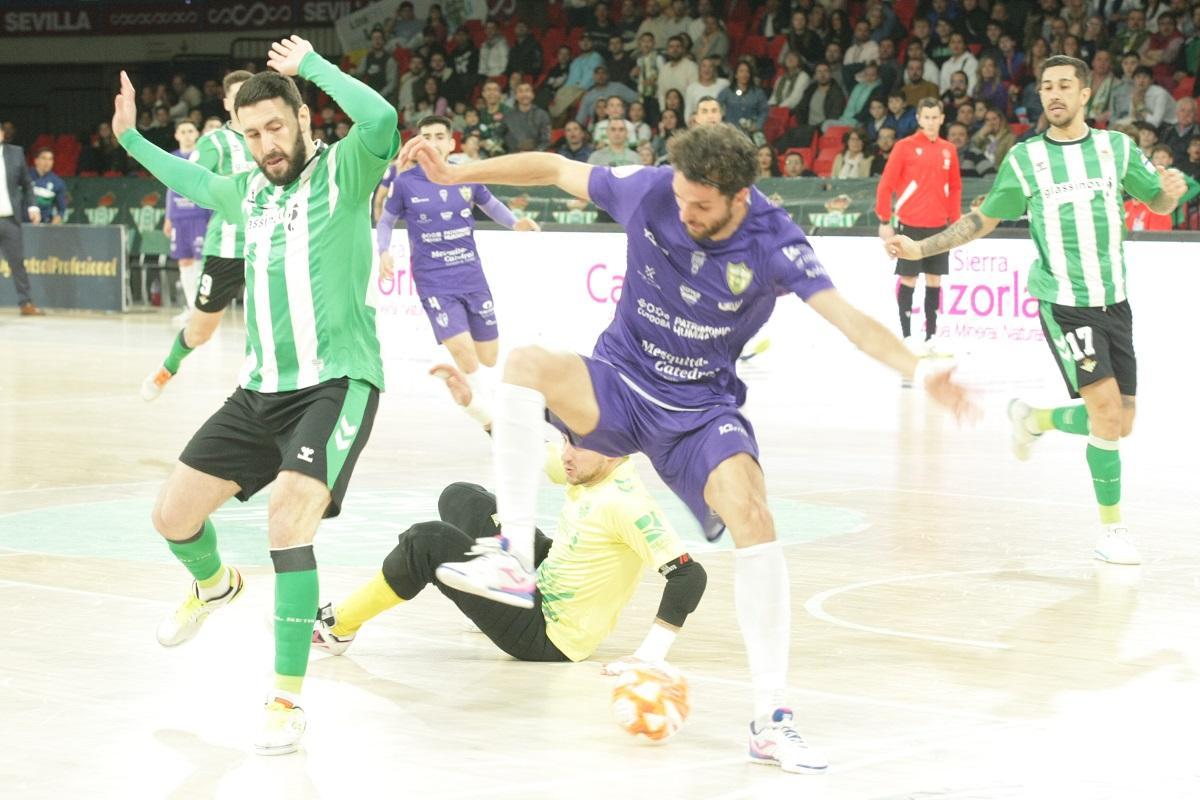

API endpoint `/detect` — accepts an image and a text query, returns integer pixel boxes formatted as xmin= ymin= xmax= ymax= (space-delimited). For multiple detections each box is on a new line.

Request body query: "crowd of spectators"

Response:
xmin=13 ymin=0 xmax=1200 ymax=228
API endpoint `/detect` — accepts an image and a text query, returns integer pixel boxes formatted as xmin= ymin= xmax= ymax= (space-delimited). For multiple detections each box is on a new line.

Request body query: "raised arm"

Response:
xmin=399 ymin=135 xmax=593 ymax=200
xmin=112 ymin=72 xmax=241 ymax=218
xmin=884 ymin=208 xmax=1001 ymax=261
xmin=268 ymin=36 xmax=398 ymax=160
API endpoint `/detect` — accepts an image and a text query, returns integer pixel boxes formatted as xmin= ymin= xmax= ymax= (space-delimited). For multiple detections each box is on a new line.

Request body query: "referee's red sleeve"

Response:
xmin=948 ymin=147 xmax=962 ymax=222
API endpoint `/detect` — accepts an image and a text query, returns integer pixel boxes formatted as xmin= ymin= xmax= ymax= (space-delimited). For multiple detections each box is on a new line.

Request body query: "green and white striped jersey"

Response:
xmin=980 ymin=128 xmax=1161 ymax=307
xmin=193 ymin=124 xmax=255 ymax=259
xmin=229 ymin=131 xmax=389 ymax=393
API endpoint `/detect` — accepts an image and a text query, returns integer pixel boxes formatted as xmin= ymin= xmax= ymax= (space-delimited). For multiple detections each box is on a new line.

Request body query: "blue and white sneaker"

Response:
xmin=435 ymin=536 xmax=536 ymax=609
xmin=748 ymin=708 xmax=828 ymax=774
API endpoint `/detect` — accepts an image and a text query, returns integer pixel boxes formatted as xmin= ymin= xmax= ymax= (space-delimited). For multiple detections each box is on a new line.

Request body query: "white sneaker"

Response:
xmin=924 ymin=337 xmax=953 ymax=358
xmin=254 ymin=700 xmax=306 ymax=756
xmin=1094 ymin=525 xmax=1141 ymax=565
xmin=141 ymin=366 xmax=175 ymax=402
xmin=156 ymin=566 xmax=244 ymax=647
xmin=1007 ymin=399 xmax=1042 ymax=461
xmin=435 ymin=536 xmax=536 ymax=609
xmin=748 ymin=709 xmax=828 ymax=774
xmin=311 ymin=602 xmax=354 ymax=655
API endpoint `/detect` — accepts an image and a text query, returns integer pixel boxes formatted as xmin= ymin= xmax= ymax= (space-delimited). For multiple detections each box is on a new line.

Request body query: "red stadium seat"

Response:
xmin=763 ymin=106 xmax=792 ymax=144
xmin=894 ymin=0 xmax=917 ymax=27
xmin=766 ymin=36 xmax=786 ymax=62
xmin=819 ymin=126 xmax=851 ymax=150
xmin=393 ymin=47 xmax=410 ymax=74
xmin=726 ymin=20 xmax=746 ymax=44
xmin=1009 ymin=122 xmax=1030 ymax=137
xmin=740 ymin=35 xmax=768 ymax=59
xmin=464 ymin=19 xmax=485 ymax=47
xmin=549 ymin=127 xmax=565 ymax=147
xmin=813 ymin=151 xmax=837 ymax=177
xmin=1173 ymin=77 xmax=1194 ymax=99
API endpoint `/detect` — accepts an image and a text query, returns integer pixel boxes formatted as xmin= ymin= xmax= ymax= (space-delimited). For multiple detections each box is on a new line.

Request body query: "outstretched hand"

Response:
xmin=112 ymin=70 xmax=137 ymax=139
xmin=923 ymin=366 xmax=981 ymax=425
xmin=397 ymin=135 xmax=457 ymax=183
xmin=884 ymin=234 xmax=920 ymax=260
xmin=267 ymin=35 xmax=314 ymax=76
xmin=1157 ymin=165 xmax=1188 ymax=204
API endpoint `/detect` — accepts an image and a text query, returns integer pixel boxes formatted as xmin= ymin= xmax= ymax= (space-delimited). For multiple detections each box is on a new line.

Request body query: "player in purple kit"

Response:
xmin=377 ymin=115 xmax=538 ymax=425
xmin=398 ymin=123 xmax=975 ymax=774
xmin=164 ymin=120 xmax=212 ymax=326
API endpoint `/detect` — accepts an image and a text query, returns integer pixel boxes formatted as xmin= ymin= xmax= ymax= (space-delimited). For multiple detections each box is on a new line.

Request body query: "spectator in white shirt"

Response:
xmin=657 ymin=35 xmax=699 ymax=110
xmin=769 ymin=51 xmax=810 ymax=111
xmin=844 ymin=21 xmax=880 ymax=73
xmin=684 ymin=56 xmax=729 ymax=120
xmin=478 ymin=20 xmax=510 ymax=78
xmin=661 ymin=0 xmax=693 ymax=42
xmin=939 ymin=32 xmax=979 ymax=93
xmin=636 ymin=0 xmax=671 ymax=52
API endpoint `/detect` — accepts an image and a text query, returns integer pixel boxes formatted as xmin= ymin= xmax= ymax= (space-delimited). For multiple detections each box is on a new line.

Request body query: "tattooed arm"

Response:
xmin=883 ymin=209 xmax=1001 ymax=260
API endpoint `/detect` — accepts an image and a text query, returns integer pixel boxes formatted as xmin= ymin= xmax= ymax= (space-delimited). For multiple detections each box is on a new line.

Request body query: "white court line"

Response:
xmin=0 ymin=479 xmax=162 ymax=497
xmin=0 ymin=578 xmax=170 ymax=606
xmin=803 ymin=564 xmax=1093 ymax=651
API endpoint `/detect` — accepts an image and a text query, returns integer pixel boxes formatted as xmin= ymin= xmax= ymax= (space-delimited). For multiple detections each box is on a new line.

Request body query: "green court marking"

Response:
xmin=0 ymin=488 xmax=868 ymax=566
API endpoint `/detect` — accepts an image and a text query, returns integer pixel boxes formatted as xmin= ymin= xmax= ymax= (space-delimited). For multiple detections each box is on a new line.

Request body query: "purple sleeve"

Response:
xmin=586 ymin=165 xmax=668 ymax=227
xmin=475 ymin=185 xmax=517 ymax=228
xmin=377 ymin=177 xmax=405 ymax=252
xmin=767 ymin=227 xmax=836 ymax=301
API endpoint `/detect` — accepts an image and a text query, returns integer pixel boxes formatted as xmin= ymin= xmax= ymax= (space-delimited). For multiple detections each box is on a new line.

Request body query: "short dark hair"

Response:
xmin=223 ymin=70 xmax=254 ymax=95
xmin=1039 ymin=54 xmax=1089 ymax=84
xmin=917 ymin=97 xmax=944 ymax=113
xmin=418 ymin=114 xmax=453 ymax=133
xmin=1133 ymin=65 xmax=1154 ymax=80
xmin=667 ymin=123 xmax=758 ymax=197
xmin=234 ymin=71 xmax=303 ymax=114
xmin=948 ymin=122 xmax=969 ymax=134
xmin=34 ymin=146 xmax=53 ymax=158
xmin=174 ymin=119 xmax=198 ymax=132
xmin=1150 ymin=144 xmax=1172 ymax=159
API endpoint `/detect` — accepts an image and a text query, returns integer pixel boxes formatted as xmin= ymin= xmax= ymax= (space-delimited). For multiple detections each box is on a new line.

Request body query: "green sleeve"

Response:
xmin=1172 ymin=173 xmax=1200 ymax=226
xmin=979 ymin=149 xmax=1029 ymax=220
xmin=192 ymin=133 xmax=221 ymax=172
xmin=1118 ymin=132 xmax=1162 ymax=203
xmin=119 ymin=128 xmax=242 ymax=218
xmin=299 ymin=51 xmax=399 ymax=163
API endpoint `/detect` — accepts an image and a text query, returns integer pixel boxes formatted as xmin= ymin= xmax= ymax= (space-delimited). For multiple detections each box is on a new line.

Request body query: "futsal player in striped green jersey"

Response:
xmin=886 ymin=55 xmax=1188 ymax=566
xmin=112 ymin=36 xmax=399 ymax=754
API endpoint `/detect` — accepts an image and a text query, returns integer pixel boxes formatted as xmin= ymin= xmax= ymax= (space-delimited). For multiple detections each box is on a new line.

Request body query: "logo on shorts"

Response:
xmin=718 ymin=423 xmax=746 ymax=436
xmin=439 ymin=189 xmax=448 ymax=202
xmin=334 ymin=418 xmax=358 ymax=451
xmin=690 ymin=251 xmax=705 ymax=274
xmin=436 ymin=311 xmax=449 ymax=327
xmin=459 ymin=186 xmax=474 ymax=202
xmin=725 ymin=262 xmax=753 ymax=295
xmin=1081 ymin=358 xmax=1097 ymax=373
xmin=297 ymin=446 xmax=315 ymax=463
xmin=679 ymin=284 xmax=701 ymax=304
xmin=460 ymin=208 xmax=472 ymax=217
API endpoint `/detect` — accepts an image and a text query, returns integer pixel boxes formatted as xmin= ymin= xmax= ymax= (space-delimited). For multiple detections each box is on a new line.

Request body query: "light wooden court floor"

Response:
xmin=1 ymin=310 xmax=1197 ymax=800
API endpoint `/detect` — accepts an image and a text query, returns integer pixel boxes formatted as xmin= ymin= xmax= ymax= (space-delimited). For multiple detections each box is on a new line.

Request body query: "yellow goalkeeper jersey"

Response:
xmin=537 ymin=448 xmax=686 ymax=662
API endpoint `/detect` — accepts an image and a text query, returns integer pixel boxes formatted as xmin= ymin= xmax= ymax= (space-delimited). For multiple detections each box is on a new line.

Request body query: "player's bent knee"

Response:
xmin=503 ymin=345 xmax=552 ymax=389
xmin=722 ymin=497 xmax=776 ymax=546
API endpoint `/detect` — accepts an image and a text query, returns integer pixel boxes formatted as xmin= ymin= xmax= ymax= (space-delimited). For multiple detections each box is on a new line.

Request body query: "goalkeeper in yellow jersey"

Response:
xmin=312 ymin=366 xmax=707 ymax=669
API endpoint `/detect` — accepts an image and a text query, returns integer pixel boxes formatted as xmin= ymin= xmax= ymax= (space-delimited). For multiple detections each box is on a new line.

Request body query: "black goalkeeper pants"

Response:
xmin=380 ymin=482 xmax=567 ymax=662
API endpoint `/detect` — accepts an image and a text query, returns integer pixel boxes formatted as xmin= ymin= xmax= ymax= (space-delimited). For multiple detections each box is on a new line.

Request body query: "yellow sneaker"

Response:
xmin=255 ymin=700 xmax=306 ymax=756
xmin=155 ymin=566 xmax=244 ymax=647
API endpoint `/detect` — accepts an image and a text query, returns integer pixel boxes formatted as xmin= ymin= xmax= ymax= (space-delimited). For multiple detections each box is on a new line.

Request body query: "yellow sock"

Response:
xmin=273 ymin=674 xmax=304 ymax=700
xmin=332 ymin=572 xmax=403 ymax=637
xmin=1099 ymin=504 xmax=1121 ymax=525
xmin=1032 ymin=408 xmax=1054 ymax=433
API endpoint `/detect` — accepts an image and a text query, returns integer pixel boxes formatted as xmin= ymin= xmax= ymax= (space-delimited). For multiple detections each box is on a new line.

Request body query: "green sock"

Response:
xmin=1086 ymin=436 xmax=1121 ymax=524
xmin=271 ymin=545 xmax=319 ymax=696
xmin=1033 ymin=404 xmax=1091 ymax=435
xmin=162 ymin=330 xmax=194 ymax=375
xmin=167 ymin=519 xmax=223 ymax=583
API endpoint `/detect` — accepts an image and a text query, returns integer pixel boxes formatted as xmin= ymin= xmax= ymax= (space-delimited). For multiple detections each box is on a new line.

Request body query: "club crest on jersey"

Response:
xmin=725 ymin=261 xmax=753 ymax=295
xmin=439 ymin=189 xmax=448 ymax=202
xmin=690 ymin=251 xmax=705 ymax=274
xmin=458 ymin=186 xmax=473 ymax=202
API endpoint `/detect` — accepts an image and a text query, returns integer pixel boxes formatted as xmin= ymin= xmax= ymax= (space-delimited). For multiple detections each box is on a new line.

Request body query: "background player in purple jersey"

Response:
xmin=398 ymin=123 xmax=976 ymax=775
xmin=164 ymin=120 xmax=213 ymax=326
xmin=377 ymin=114 xmax=538 ymax=426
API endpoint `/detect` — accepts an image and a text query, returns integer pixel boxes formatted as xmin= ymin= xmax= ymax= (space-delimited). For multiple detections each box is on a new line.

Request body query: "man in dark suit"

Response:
xmin=0 ymin=126 xmax=44 ymax=315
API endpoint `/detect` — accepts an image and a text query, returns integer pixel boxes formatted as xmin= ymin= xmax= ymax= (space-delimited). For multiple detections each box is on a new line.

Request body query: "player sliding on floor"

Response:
xmin=376 ymin=114 xmax=538 ymax=427
xmin=313 ymin=365 xmax=706 ymax=673
xmin=397 ymin=122 xmax=976 ymax=774
xmin=885 ymin=55 xmax=1187 ymax=566
xmin=114 ymin=35 xmax=398 ymax=754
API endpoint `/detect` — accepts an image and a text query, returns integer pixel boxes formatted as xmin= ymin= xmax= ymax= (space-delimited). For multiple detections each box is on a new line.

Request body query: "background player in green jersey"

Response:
xmin=142 ymin=70 xmax=255 ymax=401
xmin=886 ymin=56 xmax=1188 ymax=565
xmin=113 ymin=35 xmax=399 ymax=754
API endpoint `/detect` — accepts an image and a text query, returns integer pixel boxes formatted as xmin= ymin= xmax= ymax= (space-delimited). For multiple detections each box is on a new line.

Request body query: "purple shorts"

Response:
xmin=169 ymin=217 xmax=207 ymax=261
xmin=554 ymin=356 xmax=760 ymax=541
xmin=420 ymin=290 xmax=499 ymax=344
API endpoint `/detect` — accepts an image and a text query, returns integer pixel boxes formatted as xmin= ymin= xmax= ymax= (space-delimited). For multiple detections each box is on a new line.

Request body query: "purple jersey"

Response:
xmin=588 ymin=165 xmax=835 ymax=409
xmin=384 ymin=165 xmax=495 ymax=296
xmin=165 ymin=149 xmax=214 ymax=224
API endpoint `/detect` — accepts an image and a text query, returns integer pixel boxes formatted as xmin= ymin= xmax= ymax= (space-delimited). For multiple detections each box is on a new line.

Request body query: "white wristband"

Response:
xmin=633 ymin=623 xmax=677 ymax=664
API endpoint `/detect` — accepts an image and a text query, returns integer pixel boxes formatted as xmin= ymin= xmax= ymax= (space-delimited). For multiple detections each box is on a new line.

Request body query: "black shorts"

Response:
xmin=895 ymin=224 xmax=951 ymax=277
xmin=1037 ymin=300 xmax=1136 ymax=400
xmin=195 ymin=256 xmax=245 ymax=312
xmin=180 ymin=377 xmax=380 ymax=517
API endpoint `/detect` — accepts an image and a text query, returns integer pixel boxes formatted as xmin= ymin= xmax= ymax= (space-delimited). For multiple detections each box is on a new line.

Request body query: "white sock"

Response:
xmin=734 ymin=540 xmax=790 ymax=722
xmin=493 ymin=383 xmax=545 ymax=571
xmin=197 ymin=565 xmax=232 ymax=601
xmin=178 ymin=262 xmax=200 ymax=309
xmin=461 ymin=366 xmax=494 ymax=427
